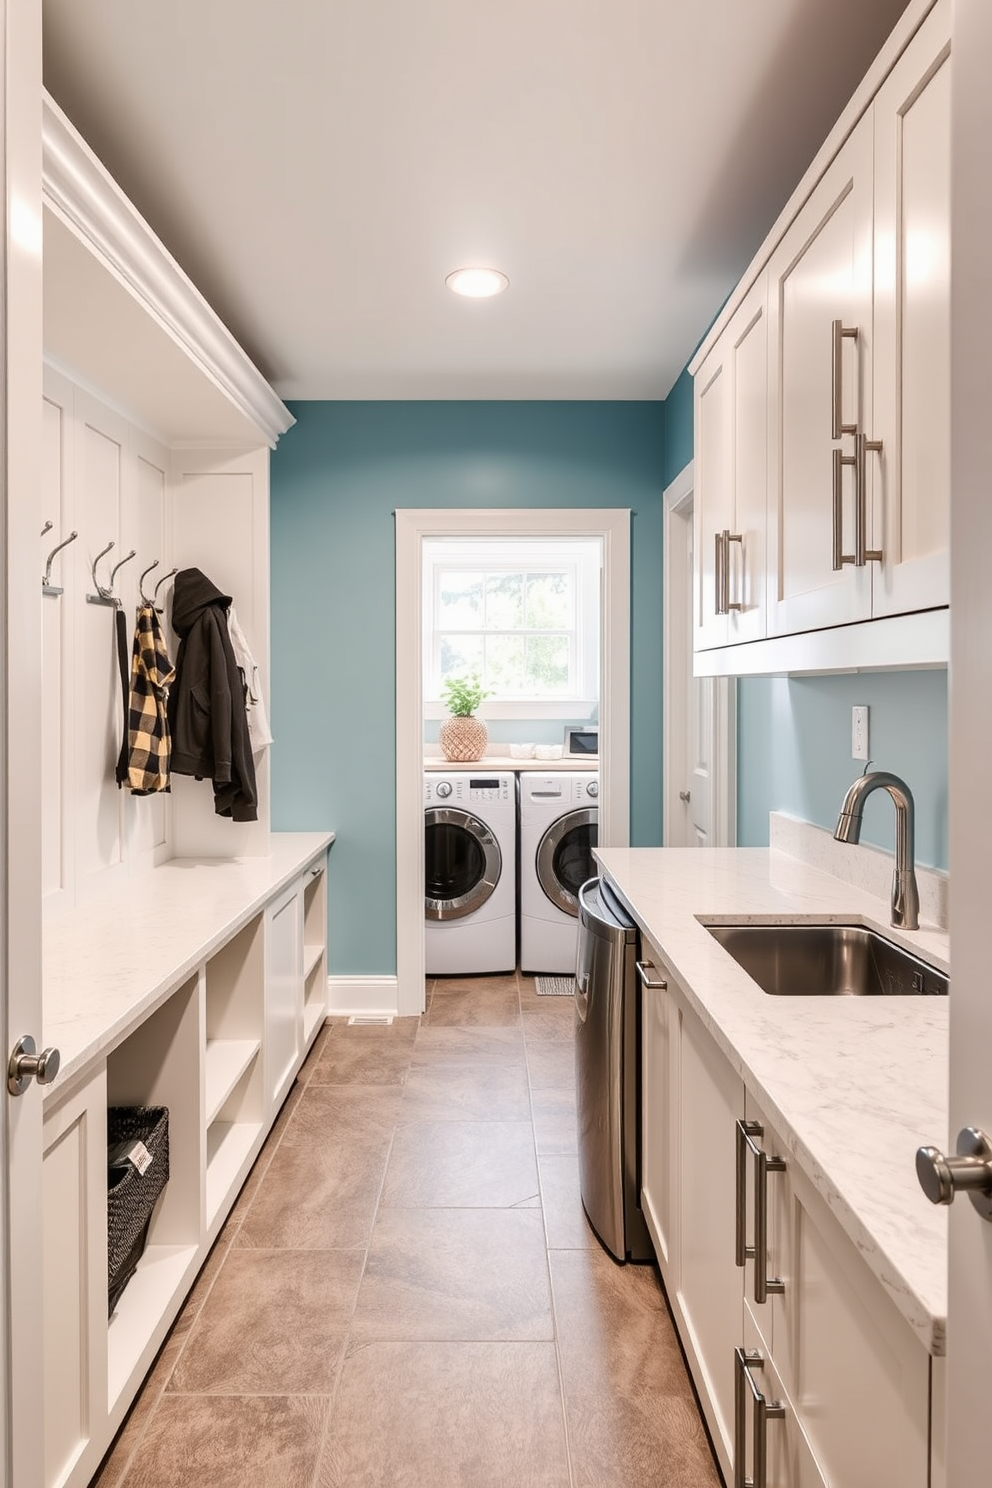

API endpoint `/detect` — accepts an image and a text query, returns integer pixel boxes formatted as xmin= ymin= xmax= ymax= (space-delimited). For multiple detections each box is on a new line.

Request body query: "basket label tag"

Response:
xmin=109 ymin=1139 xmax=153 ymax=1175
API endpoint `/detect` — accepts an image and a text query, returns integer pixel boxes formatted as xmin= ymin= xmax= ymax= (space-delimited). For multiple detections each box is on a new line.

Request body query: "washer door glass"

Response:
xmin=425 ymin=807 xmax=502 ymax=921
xmin=536 ymin=808 xmax=599 ymax=916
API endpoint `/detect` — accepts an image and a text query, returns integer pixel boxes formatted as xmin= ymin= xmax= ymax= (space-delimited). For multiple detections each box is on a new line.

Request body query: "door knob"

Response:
xmin=916 ymin=1127 xmax=992 ymax=1221
xmin=679 ymin=789 xmax=691 ymax=804
xmin=8 ymin=1035 xmax=61 ymax=1097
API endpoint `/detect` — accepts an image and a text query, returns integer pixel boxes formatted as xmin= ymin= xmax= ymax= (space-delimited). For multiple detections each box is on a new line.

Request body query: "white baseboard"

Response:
xmin=326 ymin=975 xmax=400 ymax=1018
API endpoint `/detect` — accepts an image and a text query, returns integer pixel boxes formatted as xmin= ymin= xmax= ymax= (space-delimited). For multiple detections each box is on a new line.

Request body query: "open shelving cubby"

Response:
xmin=203 ymin=914 xmax=265 ymax=1226
xmin=104 ymin=974 xmax=201 ymax=1411
xmin=303 ymin=861 xmax=328 ymax=1041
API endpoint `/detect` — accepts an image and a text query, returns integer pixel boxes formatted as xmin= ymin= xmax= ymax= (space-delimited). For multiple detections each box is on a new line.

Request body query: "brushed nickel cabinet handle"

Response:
xmin=735 ymin=1118 xmax=786 ymax=1303
xmin=832 ymin=447 xmax=857 ymax=570
xmin=734 ymin=1347 xmax=786 ymax=1488
xmin=727 ymin=532 xmax=744 ymax=611
xmin=635 ymin=960 xmax=668 ymax=991
xmin=831 ymin=318 xmax=859 ymax=439
xmin=856 ymin=431 xmax=884 ymax=566
xmin=714 ymin=530 xmax=726 ymax=616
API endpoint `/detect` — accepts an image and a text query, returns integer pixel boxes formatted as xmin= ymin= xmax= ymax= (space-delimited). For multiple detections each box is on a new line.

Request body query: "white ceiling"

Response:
xmin=42 ymin=0 xmax=910 ymax=402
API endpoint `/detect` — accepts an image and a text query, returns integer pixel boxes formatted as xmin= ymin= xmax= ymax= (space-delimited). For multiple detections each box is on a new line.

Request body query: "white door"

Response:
xmin=3 ymin=0 xmax=46 ymax=1480
xmin=945 ymin=3 xmax=992 ymax=1483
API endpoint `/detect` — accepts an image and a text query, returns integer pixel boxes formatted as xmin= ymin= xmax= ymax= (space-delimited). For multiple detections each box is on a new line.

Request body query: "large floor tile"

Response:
xmin=401 ymin=1061 xmax=531 ymax=1122
xmin=550 ymin=1249 xmax=720 ymax=1487
xmin=308 ymin=1036 xmax=413 ymax=1086
xmin=167 ymin=1248 xmax=364 ymax=1394
xmin=317 ymin=1342 xmax=570 ymax=1488
xmin=351 ymin=1208 xmax=554 ymax=1342
xmin=424 ymin=978 xmax=521 ymax=1028
xmin=526 ymin=1040 xmax=577 ymax=1094
xmin=117 ymin=1396 xmax=328 ymax=1488
xmin=412 ymin=1024 xmax=525 ymax=1065
xmin=521 ymin=1002 xmax=577 ymax=1042
xmin=531 ymin=1101 xmax=578 ymax=1157
xmin=235 ymin=1129 xmax=392 ymax=1249
xmin=539 ymin=1152 xmax=599 ymax=1249
xmin=381 ymin=1121 xmax=539 ymax=1208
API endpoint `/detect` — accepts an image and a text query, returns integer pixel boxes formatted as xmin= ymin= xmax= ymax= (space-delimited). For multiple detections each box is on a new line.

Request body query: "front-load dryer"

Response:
xmin=424 ymin=771 xmax=516 ymax=975
xmin=519 ymin=771 xmax=599 ymax=974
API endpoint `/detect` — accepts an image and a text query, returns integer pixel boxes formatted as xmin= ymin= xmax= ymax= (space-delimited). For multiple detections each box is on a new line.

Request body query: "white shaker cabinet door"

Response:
xmin=766 ymin=112 xmax=875 ymax=637
xmin=639 ymin=947 xmax=674 ymax=1281
xmin=693 ymin=274 xmax=768 ymax=652
xmin=871 ymin=0 xmax=951 ymax=619
xmin=670 ymin=991 xmax=744 ymax=1483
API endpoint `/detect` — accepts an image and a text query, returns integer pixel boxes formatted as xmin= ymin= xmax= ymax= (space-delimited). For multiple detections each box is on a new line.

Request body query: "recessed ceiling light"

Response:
xmin=445 ymin=267 xmax=509 ymax=298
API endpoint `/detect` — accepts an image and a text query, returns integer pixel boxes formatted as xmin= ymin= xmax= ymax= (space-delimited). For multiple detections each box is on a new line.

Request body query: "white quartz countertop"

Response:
xmin=424 ymin=755 xmax=598 ymax=771
xmin=594 ymin=841 xmax=949 ymax=1355
xmin=43 ymin=831 xmax=334 ymax=1099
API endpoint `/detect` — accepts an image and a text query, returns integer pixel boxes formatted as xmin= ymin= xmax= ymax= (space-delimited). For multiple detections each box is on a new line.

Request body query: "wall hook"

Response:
xmin=153 ymin=566 xmax=179 ymax=610
xmin=42 ymin=529 xmax=79 ymax=597
xmin=109 ymin=549 xmax=137 ymax=592
xmin=138 ymin=560 xmax=160 ymax=605
xmin=41 ymin=520 xmax=54 ymax=539
xmin=87 ymin=541 xmax=124 ymax=604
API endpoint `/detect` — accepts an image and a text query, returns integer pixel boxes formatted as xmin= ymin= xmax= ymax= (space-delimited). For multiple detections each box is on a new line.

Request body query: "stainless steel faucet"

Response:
xmin=834 ymin=771 xmax=920 ymax=930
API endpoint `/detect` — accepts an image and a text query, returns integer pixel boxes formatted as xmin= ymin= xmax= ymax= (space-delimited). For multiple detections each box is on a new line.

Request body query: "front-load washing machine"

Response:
xmin=424 ymin=771 xmax=516 ymax=975
xmin=519 ymin=771 xmax=599 ymax=974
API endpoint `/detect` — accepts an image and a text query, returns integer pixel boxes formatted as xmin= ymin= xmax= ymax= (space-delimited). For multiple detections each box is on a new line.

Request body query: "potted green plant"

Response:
xmin=438 ymin=673 xmax=491 ymax=761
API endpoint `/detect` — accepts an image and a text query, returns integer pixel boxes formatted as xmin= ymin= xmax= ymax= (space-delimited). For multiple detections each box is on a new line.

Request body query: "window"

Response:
xmin=423 ymin=537 xmax=600 ymax=719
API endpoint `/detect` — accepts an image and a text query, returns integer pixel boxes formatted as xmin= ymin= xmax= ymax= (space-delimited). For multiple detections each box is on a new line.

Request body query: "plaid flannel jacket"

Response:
xmin=126 ymin=603 xmax=176 ymax=794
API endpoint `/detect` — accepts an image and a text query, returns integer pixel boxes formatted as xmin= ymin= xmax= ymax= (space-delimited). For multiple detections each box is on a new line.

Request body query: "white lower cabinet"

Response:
xmin=40 ymin=847 xmax=329 ymax=1488
xmin=740 ymin=1093 xmax=930 ymax=1488
xmin=639 ymin=943 xmax=938 ymax=1488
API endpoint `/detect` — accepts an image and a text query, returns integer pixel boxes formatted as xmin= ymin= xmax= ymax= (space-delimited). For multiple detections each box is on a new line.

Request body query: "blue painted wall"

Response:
xmin=737 ymin=672 xmax=948 ymax=868
xmin=270 ymin=401 xmax=665 ymax=975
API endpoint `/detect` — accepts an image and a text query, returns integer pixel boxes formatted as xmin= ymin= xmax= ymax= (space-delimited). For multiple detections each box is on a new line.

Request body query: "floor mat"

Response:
xmin=534 ymin=976 xmax=576 ymax=997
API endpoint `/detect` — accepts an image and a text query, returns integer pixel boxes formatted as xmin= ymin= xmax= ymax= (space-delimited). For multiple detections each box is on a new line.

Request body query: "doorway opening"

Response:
xmin=395 ymin=508 xmax=631 ymax=1015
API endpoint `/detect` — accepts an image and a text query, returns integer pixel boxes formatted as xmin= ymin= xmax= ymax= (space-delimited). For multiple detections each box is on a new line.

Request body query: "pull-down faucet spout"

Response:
xmin=834 ymin=770 xmax=920 ymax=930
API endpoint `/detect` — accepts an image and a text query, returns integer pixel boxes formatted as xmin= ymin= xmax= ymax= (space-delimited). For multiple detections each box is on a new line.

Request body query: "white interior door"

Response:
xmin=945 ymin=4 xmax=992 ymax=1483
xmin=3 ymin=0 xmax=45 ymax=1481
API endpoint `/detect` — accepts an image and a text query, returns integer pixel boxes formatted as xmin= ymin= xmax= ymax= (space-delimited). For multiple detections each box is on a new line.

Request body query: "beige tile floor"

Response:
xmin=94 ymin=974 xmax=721 ymax=1488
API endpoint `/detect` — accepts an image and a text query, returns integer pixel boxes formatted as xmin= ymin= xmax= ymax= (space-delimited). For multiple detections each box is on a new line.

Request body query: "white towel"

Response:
xmin=227 ymin=604 xmax=273 ymax=752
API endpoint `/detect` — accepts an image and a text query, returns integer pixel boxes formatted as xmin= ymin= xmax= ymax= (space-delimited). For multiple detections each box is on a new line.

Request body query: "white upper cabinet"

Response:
xmin=694 ymin=273 xmax=769 ymax=649
xmin=871 ymin=0 xmax=951 ymax=618
xmin=692 ymin=0 xmax=950 ymax=672
xmin=765 ymin=114 xmax=875 ymax=637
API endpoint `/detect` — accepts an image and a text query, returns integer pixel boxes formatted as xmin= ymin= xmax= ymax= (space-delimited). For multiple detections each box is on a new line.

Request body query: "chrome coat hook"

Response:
xmin=42 ymin=529 xmax=79 ymax=597
xmin=41 ymin=520 xmax=54 ymax=538
xmin=153 ymin=566 xmax=178 ymax=610
xmin=138 ymin=560 xmax=160 ymax=604
xmin=87 ymin=539 xmax=134 ymax=607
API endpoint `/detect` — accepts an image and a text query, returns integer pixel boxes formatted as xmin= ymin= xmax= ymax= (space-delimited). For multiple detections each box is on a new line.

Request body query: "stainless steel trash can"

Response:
xmin=574 ymin=876 xmax=653 ymax=1262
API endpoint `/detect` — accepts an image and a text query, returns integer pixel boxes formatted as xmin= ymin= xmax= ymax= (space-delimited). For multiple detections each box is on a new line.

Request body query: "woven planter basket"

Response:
xmin=439 ymin=714 xmax=488 ymax=762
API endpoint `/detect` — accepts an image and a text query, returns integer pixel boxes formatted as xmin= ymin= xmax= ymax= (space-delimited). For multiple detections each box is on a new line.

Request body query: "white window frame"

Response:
xmin=395 ymin=508 xmax=631 ymax=1017
xmin=422 ymin=536 xmax=601 ymax=720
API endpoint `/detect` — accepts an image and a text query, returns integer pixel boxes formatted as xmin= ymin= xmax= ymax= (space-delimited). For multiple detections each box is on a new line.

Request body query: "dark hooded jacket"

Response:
xmin=167 ymin=568 xmax=258 ymax=822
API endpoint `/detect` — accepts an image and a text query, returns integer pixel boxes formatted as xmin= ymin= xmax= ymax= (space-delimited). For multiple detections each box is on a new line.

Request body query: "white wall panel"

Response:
xmin=41 ymin=380 xmax=71 ymax=906
xmin=128 ymin=439 xmax=172 ymax=864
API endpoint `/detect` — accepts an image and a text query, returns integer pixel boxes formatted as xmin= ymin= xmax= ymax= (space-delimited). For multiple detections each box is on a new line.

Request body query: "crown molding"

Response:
xmin=42 ymin=90 xmax=294 ymax=448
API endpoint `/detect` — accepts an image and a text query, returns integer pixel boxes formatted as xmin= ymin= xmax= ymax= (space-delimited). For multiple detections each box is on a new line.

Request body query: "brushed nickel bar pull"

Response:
xmin=856 ymin=431 xmax=884 ymax=566
xmin=727 ymin=533 xmax=744 ymax=612
xmin=714 ymin=530 xmax=725 ymax=616
xmin=735 ymin=1119 xmax=785 ymax=1302
xmin=734 ymin=1347 xmax=786 ymax=1488
xmin=735 ymin=1119 xmax=761 ymax=1268
xmin=832 ymin=448 xmax=856 ymax=570
xmin=831 ymin=319 xmax=859 ymax=439
xmin=635 ymin=960 xmax=668 ymax=991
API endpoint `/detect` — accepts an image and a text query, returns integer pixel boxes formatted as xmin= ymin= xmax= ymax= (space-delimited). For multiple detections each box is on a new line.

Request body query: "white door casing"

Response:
xmin=663 ymin=464 xmax=736 ymax=848
xmin=946 ymin=2 xmax=992 ymax=1483
xmin=4 ymin=0 xmax=45 ymax=1480
xmin=395 ymin=508 xmax=630 ymax=1016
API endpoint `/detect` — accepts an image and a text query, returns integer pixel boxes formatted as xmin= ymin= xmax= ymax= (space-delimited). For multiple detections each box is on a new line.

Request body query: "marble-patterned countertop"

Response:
xmin=43 ymin=831 xmax=334 ymax=1100
xmin=595 ymin=830 xmax=949 ymax=1356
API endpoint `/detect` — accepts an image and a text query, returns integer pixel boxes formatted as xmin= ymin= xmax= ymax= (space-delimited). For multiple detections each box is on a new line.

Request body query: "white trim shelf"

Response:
xmin=204 ymin=1039 xmax=261 ymax=1127
xmin=205 ymin=1121 xmax=262 ymax=1226
xmin=107 ymin=1243 xmax=199 ymax=1410
xmin=303 ymin=944 xmax=325 ymax=981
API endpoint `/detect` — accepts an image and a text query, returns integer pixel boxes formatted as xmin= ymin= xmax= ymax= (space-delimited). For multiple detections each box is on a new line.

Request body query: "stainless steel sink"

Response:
xmin=705 ymin=922 xmax=948 ymax=997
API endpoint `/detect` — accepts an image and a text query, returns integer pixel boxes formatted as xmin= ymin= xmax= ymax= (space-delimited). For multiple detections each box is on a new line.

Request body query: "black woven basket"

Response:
xmin=107 ymin=1106 xmax=170 ymax=1316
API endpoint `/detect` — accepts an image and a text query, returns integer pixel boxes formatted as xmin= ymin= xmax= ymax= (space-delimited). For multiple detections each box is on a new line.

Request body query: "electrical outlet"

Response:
xmin=852 ymin=705 xmax=869 ymax=761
